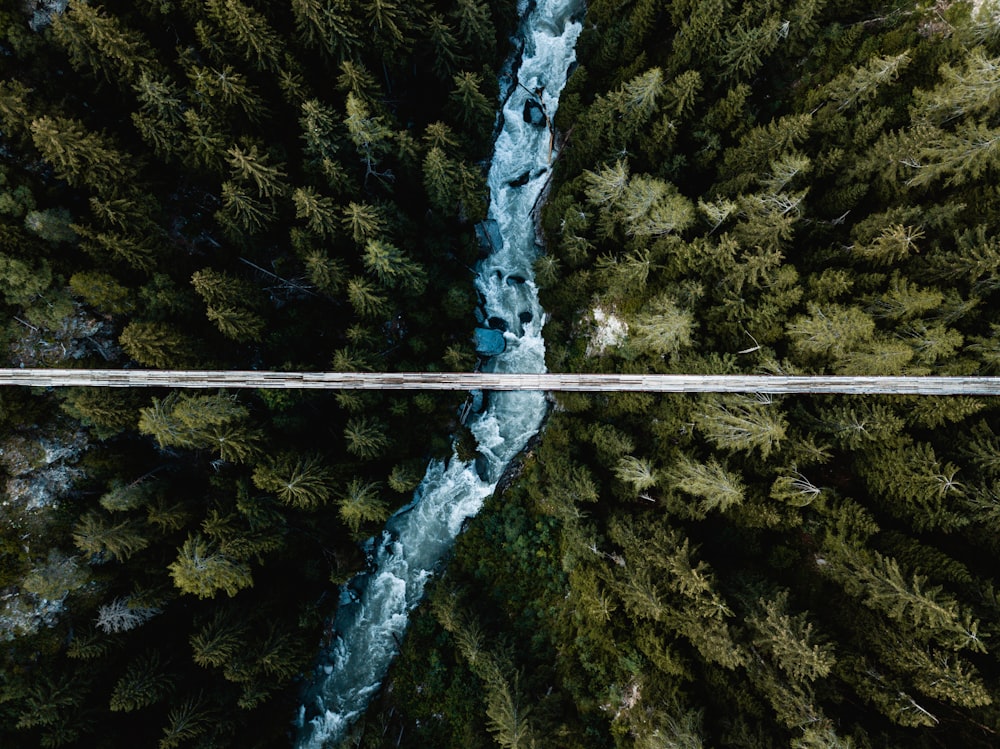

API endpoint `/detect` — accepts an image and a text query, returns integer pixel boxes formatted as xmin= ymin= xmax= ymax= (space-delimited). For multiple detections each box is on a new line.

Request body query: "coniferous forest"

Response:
xmin=4 ymin=0 xmax=1000 ymax=747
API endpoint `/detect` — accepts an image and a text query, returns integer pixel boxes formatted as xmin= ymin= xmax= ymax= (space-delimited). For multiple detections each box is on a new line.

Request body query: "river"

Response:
xmin=294 ymin=1 xmax=583 ymax=745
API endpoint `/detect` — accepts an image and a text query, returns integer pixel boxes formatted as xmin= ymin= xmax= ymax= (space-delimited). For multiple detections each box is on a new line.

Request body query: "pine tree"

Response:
xmin=252 ymin=453 xmax=335 ymax=510
xmin=624 ymin=293 xmax=694 ymax=357
xmin=820 ymin=544 xmax=984 ymax=652
xmin=301 ymin=249 xmax=345 ymax=293
xmin=613 ymin=455 xmax=658 ymax=492
xmin=786 ymin=303 xmax=876 ymax=366
xmin=695 ymin=396 xmax=787 ymax=458
xmin=168 ymin=533 xmax=254 ymax=598
xmin=584 ymin=159 xmax=630 ymax=207
xmin=226 ymin=143 xmax=287 ymax=198
xmin=206 ymin=305 xmax=265 ymax=342
xmin=190 ymin=267 xmax=260 ymax=310
xmin=182 ymin=109 xmax=228 ymax=172
xmin=346 ymin=276 xmax=391 ymax=318
xmin=618 ymin=175 xmax=695 ymax=236
xmin=0 ymin=80 xmax=33 ymax=139
xmin=204 ymin=0 xmax=284 ymax=72
xmin=666 ymin=454 xmax=745 ymax=516
xmin=719 ymin=114 xmax=812 ymax=185
xmin=719 ymin=17 xmax=786 ymax=82
xmin=219 ymin=180 xmax=276 ymax=233
xmin=914 ymin=47 xmax=1000 ymax=125
xmin=451 ymin=0 xmax=495 ymax=50
xmin=29 ymin=116 xmax=132 ymax=194
xmin=748 ymin=591 xmax=835 ymax=683
xmin=13 ymin=672 xmax=87 ymax=734
xmin=95 ymin=596 xmax=160 ymax=633
xmin=769 ymin=469 xmax=822 ymax=507
xmin=423 ymin=146 xmax=459 ymax=212
xmin=190 ymin=608 xmax=248 ymax=669
xmin=485 ymin=671 xmax=535 ymax=749
xmin=820 ymin=51 xmax=912 ymax=112
xmin=331 ymin=0 xmax=370 ymax=60
xmin=69 ymin=270 xmax=135 ymax=315
xmin=138 ymin=391 xmax=251 ymax=452
xmin=289 ymin=0 xmax=327 ymax=49
xmin=344 ymin=93 xmax=394 ymax=181
xmin=427 ymin=14 xmax=465 ymax=77
xmin=119 ymin=321 xmax=194 ymax=368
xmin=615 ymin=67 xmax=666 ymax=123
xmin=73 ymin=510 xmax=150 ymax=562
xmin=343 ymin=416 xmax=389 ymax=459
xmin=159 ymin=693 xmax=212 ymax=749
xmin=665 ymin=69 xmax=703 ymax=119
xmin=75 ymin=225 xmax=158 ymax=272
xmin=292 ymin=186 xmax=340 ymax=238
xmin=338 ymin=478 xmax=389 ymax=531
xmin=853 ymin=224 xmax=923 ymax=266
xmin=906 ymin=120 xmax=1000 ymax=188
xmin=336 ymin=59 xmax=380 ymax=102
xmin=51 ymin=0 xmax=159 ymax=86
xmin=362 ymin=238 xmax=427 ymax=292
xmin=449 ymin=71 xmax=493 ymax=132
xmin=364 ymin=0 xmax=410 ymax=53
xmin=188 ymin=64 xmax=265 ymax=122
xmin=299 ymin=98 xmax=344 ymax=184
xmin=133 ymin=72 xmax=187 ymax=129
xmin=858 ymin=441 xmax=967 ymax=532
xmin=816 ymin=399 xmax=906 ymax=451
xmin=109 ymin=651 xmax=174 ymax=712
xmin=342 ymin=201 xmax=385 ymax=244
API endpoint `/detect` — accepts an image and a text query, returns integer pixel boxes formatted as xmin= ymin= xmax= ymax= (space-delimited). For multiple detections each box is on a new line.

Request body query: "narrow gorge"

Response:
xmin=293 ymin=1 xmax=584 ymax=745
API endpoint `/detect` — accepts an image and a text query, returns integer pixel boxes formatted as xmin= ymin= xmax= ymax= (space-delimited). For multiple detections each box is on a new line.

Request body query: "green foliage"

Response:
xmin=137 ymin=391 xmax=261 ymax=463
xmin=119 ymin=321 xmax=195 ymax=368
xmin=252 ymin=453 xmax=335 ymax=509
xmin=338 ymin=478 xmax=390 ymax=532
xmin=0 ymin=0 xmax=517 ymax=744
xmin=73 ymin=511 xmax=150 ymax=562
xmin=168 ymin=533 xmax=254 ymax=599
xmin=109 ymin=651 xmax=174 ymax=712
xmin=11 ymin=0 xmax=1000 ymax=746
xmin=343 ymin=416 xmax=390 ymax=459
xmin=666 ymin=454 xmax=745 ymax=516
xmin=364 ymin=2 xmax=1000 ymax=747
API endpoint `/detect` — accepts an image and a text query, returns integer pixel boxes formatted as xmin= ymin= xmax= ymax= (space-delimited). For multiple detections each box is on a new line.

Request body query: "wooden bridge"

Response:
xmin=3 ymin=369 xmax=1000 ymax=395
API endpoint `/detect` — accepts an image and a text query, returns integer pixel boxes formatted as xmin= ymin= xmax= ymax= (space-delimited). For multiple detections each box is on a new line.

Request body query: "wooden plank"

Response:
xmin=1 ymin=369 xmax=1000 ymax=394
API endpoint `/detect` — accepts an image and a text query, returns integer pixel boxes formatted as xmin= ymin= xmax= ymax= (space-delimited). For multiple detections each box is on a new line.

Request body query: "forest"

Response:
xmin=0 ymin=0 xmax=517 ymax=745
xmin=3 ymin=0 xmax=1000 ymax=748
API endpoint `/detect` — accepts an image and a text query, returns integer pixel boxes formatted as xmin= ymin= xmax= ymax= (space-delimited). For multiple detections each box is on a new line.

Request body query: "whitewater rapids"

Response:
xmin=294 ymin=1 xmax=583 ymax=745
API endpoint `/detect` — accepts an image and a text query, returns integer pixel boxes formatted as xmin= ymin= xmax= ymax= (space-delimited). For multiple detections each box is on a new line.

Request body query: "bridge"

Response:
xmin=2 ymin=369 xmax=1000 ymax=395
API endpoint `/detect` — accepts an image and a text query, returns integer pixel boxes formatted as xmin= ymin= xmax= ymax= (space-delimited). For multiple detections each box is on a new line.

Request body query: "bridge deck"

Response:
xmin=2 ymin=369 xmax=1000 ymax=395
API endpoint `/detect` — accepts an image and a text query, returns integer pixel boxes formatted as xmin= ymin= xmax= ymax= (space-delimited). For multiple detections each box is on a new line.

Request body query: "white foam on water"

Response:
xmin=294 ymin=2 xmax=582 ymax=745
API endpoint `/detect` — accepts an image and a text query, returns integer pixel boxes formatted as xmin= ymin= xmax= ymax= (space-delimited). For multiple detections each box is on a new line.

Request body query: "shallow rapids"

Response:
xmin=294 ymin=2 xmax=583 ymax=745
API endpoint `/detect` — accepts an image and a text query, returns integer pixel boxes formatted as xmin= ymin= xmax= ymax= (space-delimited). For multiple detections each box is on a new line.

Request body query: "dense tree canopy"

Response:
xmin=354 ymin=1 xmax=1000 ymax=748
xmin=0 ymin=0 xmax=516 ymax=745
xmin=6 ymin=0 xmax=1000 ymax=748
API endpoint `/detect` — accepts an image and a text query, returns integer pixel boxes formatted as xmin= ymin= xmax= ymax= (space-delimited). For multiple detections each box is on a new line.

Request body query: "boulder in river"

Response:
xmin=473 ymin=327 xmax=506 ymax=356
xmin=508 ymin=171 xmax=531 ymax=188
xmin=523 ymin=99 xmax=546 ymax=127
xmin=519 ymin=310 xmax=533 ymax=324
xmin=487 ymin=316 xmax=508 ymax=332
xmin=506 ymin=274 xmax=527 ymax=286
xmin=474 ymin=219 xmax=503 ymax=255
